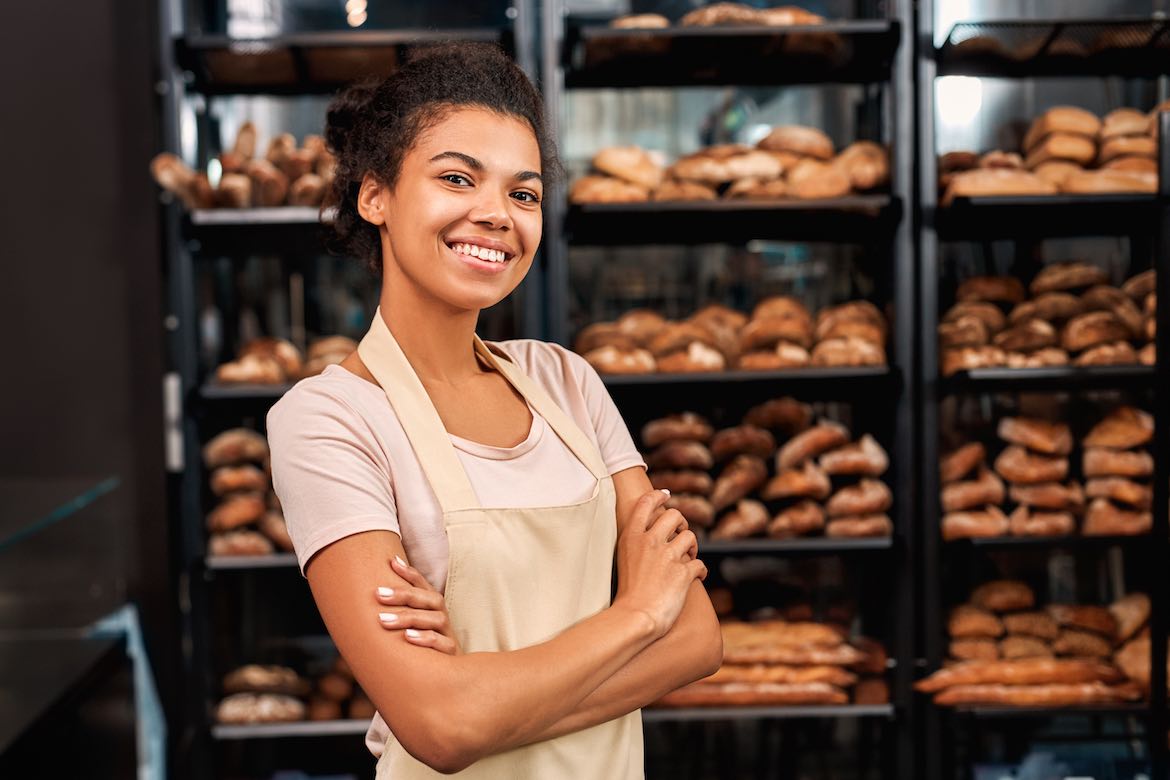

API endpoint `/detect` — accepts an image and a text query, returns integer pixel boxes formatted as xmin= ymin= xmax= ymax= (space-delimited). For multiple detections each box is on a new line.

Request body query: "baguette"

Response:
xmin=933 ymin=681 xmax=1141 ymax=707
xmin=915 ymin=657 xmax=1122 ymax=693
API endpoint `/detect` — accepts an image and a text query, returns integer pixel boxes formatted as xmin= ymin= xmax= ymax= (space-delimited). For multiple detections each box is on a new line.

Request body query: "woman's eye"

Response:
xmin=442 ymin=174 xmax=471 ymax=186
xmin=512 ymin=191 xmax=541 ymax=204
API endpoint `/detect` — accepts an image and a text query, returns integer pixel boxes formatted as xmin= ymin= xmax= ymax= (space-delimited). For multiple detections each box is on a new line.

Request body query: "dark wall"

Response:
xmin=0 ymin=0 xmax=178 ymax=752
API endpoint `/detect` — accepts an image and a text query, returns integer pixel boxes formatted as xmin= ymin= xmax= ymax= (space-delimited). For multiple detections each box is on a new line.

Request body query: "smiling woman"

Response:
xmin=266 ymin=42 xmax=721 ymax=779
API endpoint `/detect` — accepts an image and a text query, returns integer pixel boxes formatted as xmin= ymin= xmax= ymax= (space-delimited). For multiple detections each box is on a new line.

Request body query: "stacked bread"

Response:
xmin=214 ymin=335 xmax=358 ymax=385
xmin=1080 ymin=406 xmax=1154 ymax=536
xmin=202 ymin=428 xmax=292 ymax=558
xmin=151 ymin=123 xmax=335 ymax=210
xmin=642 ymin=397 xmax=892 ymax=540
xmin=611 ymin=2 xmax=827 ymax=29
xmin=216 ymin=656 xmax=376 ymax=724
xmin=940 ymin=104 xmax=1165 ymax=203
xmin=940 ymin=406 xmax=1153 ymax=541
xmin=655 ymin=617 xmax=889 ymax=708
xmin=1111 ymin=594 xmax=1170 ymax=696
xmin=917 ymin=581 xmax=1147 ymax=707
xmin=570 ymin=132 xmax=888 ymax=204
xmin=940 ymin=264 xmax=1155 ymax=376
xmin=578 ymin=299 xmax=887 ymax=375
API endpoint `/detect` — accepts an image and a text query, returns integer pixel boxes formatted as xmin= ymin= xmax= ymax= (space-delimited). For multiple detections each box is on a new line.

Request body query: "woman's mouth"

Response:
xmin=446 ymin=241 xmax=516 ymax=273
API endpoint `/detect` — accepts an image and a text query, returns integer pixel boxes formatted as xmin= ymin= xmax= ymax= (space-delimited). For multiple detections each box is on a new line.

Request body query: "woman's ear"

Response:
xmin=356 ymin=173 xmax=386 ymax=225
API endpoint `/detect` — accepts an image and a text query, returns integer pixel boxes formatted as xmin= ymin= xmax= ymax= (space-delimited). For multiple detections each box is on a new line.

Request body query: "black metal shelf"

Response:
xmin=940 ymin=364 xmax=1154 ymax=394
xmin=565 ymin=196 xmax=900 ymax=245
xmin=564 ymin=18 xmax=900 ymax=88
xmin=604 ymin=365 xmax=897 ymax=402
xmin=183 ymin=208 xmax=329 ymax=256
xmin=951 ymin=703 xmax=1151 ymax=719
xmin=198 ymin=381 xmax=290 ymax=404
xmin=211 ymin=719 xmax=370 ymax=740
xmin=935 ymin=194 xmax=1158 ymax=240
xmin=947 ymin=532 xmax=1151 ymax=550
xmin=642 ymin=703 xmax=894 ymax=723
xmin=701 ymin=536 xmax=893 ymax=555
xmin=175 ymin=29 xmax=513 ymax=95
xmin=206 ymin=554 xmax=297 ymax=570
xmin=937 ymin=18 xmax=1170 ymax=78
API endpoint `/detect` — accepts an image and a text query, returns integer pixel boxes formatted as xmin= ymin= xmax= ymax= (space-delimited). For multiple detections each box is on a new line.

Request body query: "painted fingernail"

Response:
xmin=377 ymin=587 xmax=394 ymax=598
xmin=379 ymin=612 xmax=398 ymax=624
xmin=660 ymin=489 xmax=671 ymax=496
xmin=405 ymin=629 xmax=421 ymax=639
xmin=394 ymin=555 xmax=407 ymax=567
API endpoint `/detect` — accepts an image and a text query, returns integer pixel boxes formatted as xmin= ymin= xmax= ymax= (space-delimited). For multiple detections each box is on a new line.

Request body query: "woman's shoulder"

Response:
xmin=268 ymin=364 xmax=388 ymax=432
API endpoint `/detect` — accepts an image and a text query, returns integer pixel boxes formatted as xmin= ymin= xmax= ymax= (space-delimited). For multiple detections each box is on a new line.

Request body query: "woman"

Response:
xmin=267 ymin=43 xmax=722 ymax=778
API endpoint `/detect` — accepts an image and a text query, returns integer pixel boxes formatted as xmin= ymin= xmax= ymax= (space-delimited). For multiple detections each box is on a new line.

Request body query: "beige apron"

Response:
xmin=358 ymin=309 xmax=644 ymax=779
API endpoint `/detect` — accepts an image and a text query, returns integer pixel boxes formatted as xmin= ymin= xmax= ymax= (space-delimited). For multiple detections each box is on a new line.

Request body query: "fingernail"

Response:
xmin=394 ymin=555 xmax=407 ymax=567
xmin=379 ymin=612 xmax=398 ymax=623
xmin=405 ymin=628 xmax=421 ymax=639
xmin=377 ymin=587 xmax=394 ymax=598
xmin=660 ymin=488 xmax=671 ymax=496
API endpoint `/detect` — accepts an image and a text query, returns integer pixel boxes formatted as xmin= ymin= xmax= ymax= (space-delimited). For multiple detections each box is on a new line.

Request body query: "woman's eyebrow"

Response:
xmin=429 ymin=151 xmax=541 ymax=183
xmin=429 ymin=151 xmax=483 ymax=169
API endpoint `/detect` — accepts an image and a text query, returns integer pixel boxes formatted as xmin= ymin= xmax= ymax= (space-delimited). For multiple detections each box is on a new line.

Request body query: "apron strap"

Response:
xmin=357 ymin=309 xmax=481 ymax=514
xmin=473 ymin=336 xmax=610 ymax=482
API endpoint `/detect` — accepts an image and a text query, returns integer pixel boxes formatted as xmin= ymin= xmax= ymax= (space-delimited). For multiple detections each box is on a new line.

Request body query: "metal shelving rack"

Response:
xmin=541 ymin=0 xmax=917 ymax=774
xmin=155 ymin=3 xmax=530 ymax=777
xmin=916 ymin=4 xmax=1170 ymax=777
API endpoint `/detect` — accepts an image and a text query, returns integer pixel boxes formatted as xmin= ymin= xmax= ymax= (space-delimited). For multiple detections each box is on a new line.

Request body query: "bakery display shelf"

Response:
xmin=198 ymin=381 xmax=290 ymax=404
xmin=642 ymin=703 xmax=894 ymax=723
xmin=937 ymin=18 xmax=1170 ymax=78
xmin=701 ymin=536 xmax=893 ymax=555
xmin=563 ymin=17 xmax=899 ymax=87
xmin=175 ymin=29 xmax=512 ymax=95
xmin=949 ymin=532 xmax=1150 ymax=551
xmin=565 ymin=195 xmax=899 ymax=245
xmin=604 ymin=366 xmax=897 ymax=400
xmin=951 ymin=703 xmax=1151 ymax=720
xmin=211 ymin=719 xmax=370 ymax=740
xmin=935 ymin=194 xmax=1158 ymax=240
xmin=183 ymin=208 xmax=330 ymax=256
xmin=205 ymin=553 xmax=297 ymax=570
xmin=940 ymin=365 xmax=1154 ymax=394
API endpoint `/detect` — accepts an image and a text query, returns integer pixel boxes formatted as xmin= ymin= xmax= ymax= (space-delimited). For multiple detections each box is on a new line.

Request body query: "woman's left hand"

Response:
xmin=375 ymin=556 xmax=461 ymax=655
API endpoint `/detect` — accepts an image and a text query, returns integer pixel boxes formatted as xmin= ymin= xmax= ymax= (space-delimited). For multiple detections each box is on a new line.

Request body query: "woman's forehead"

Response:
xmin=413 ymin=107 xmax=541 ymax=171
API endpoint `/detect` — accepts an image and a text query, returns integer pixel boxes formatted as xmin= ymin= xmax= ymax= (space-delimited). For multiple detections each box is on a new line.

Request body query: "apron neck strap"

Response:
xmin=472 ymin=336 xmax=609 ymax=481
xmin=357 ymin=309 xmax=481 ymax=513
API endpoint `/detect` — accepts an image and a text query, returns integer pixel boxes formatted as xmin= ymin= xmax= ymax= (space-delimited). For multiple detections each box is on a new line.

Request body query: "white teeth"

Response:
xmin=451 ymin=243 xmax=507 ymax=263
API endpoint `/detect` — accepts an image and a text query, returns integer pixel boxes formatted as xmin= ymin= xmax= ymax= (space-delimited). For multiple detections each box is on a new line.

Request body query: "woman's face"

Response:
xmin=377 ymin=107 xmax=544 ymax=313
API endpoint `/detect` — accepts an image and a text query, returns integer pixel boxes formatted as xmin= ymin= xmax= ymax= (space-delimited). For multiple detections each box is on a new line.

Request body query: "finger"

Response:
xmin=668 ymin=529 xmax=698 ymax=559
xmin=403 ymin=628 xmax=458 ymax=655
xmin=649 ymin=507 xmax=686 ymax=542
xmin=378 ymin=608 xmax=451 ymax=633
xmin=686 ymin=558 xmax=708 ymax=582
xmin=632 ymin=489 xmax=672 ymax=528
xmin=389 ymin=556 xmax=435 ymax=591
xmin=375 ymin=586 xmax=445 ymax=611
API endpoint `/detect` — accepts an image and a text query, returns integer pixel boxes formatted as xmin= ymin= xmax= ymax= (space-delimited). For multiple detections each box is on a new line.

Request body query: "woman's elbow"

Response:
xmin=701 ymin=620 xmax=724 ymax=677
xmin=396 ymin=708 xmax=486 ymax=774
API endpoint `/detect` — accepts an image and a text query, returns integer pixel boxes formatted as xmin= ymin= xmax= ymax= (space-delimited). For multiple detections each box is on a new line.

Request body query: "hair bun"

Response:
xmin=324 ymin=78 xmax=379 ymax=156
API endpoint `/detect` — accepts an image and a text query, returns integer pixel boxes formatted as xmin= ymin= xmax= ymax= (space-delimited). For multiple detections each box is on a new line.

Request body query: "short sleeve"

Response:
xmin=267 ymin=382 xmax=399 ymax=577
xmin=556 ymin=345 xmax=647 ymax=476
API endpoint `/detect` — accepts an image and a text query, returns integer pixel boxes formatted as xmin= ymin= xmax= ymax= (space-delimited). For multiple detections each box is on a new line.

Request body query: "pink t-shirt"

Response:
xmin=265 ymin=338 xmax=646 ymax=756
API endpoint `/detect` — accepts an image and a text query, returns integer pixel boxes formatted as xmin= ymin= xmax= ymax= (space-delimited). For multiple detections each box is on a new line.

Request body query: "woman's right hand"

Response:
xmin=613 ymin=489 xmax=707 ymax=638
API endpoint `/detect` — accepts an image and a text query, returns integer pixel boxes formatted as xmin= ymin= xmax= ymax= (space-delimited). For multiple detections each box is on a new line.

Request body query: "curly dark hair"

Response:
xmin=323 ymin=42 xmax=561 ymax=275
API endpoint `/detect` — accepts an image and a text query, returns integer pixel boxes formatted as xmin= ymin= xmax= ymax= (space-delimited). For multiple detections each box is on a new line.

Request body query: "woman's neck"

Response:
xmin=377 ymin=281 xmax=486 ymax=388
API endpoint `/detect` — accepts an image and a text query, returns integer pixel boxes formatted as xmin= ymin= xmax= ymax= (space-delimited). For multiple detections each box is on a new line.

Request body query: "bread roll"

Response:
xmin=999 ymin=636 xmax=1055 ymax=659
xmin=1082 ymin=447 xmax=1153 ymax=478
xmin=831 ymin=141 xmax=890 ymax=190
xmin=1003 ymin=611 xmax=1061 ymax=641
xmin=592 ymin=146 xmax=664 ymax=190
xmin=710 ymin=499 xmax=770 ymax=540
xmin=941 ymin=467 xmax=1005 ymax=512
xmin=208 ymin=529 xmax=275 ymax=557
xmin=1008 ymin=506 xmax=1076 ymax=537
xmin=1046 ymin=605 xmax=1117 ymax=638
xmin=1052 ymin=629 xmax=1113 ymax=658
xmin=942 ymin=301 xmax=1006 ymax=333
xmin=1084 ymin=477 xmax=1153 ymax=509
xmin=1060 ymin=169 xmax=1157 ymax=194
xmin=650 ymin=470 xmax=714 ymax=496
xmin=679 ymin=3 xmax=763 ymax=26
xmin=1083 ymin=406 xmax=1153 ymax=449
xmin=569 ymin=175 xmax=649 ymax=203
xmin=994 ymin=445 xmax=1068 ymax=484
xmin=950 ymin=638 xmax=999 ymax=662
xmin=709 ymin=455 xmax=768 ymax=511
xmin=1007 ymin=481 xmax=1084 ymax=511
xmin=818 ymin=434 xmax=889 ymax=477
xmin=223 ymin=665 xmax=311 ymax=697
xmin=757 ymin=125 xmax=834 ymax=160
xmin=787 ymin=159 xmax=852 ymax=199
xmin=940 ymin=442 xmax=986 ymax=484
xmin=655 ymin=681 xmax=848 ymax=708
xmin=825 ymin=514 xmax=892 ymax=538
xmin=206 ymin=493 xmax=267 ymax=533
xmin=938 ymin=316 xmax=990 ymax=349
xmin=210 ymin=464 xmax=268 ymax=496
xmin=583 ymin=345 xmax=655 ymax=374
xmin=810 ymin=336 xmax=885 ymax=366
xmin=609 ymin=13 xmax=670 ymax=28
xmin=956 ymin=275 xmax=1026 ymax=305
xmin=971 ymin=580 xmax=1035 ymax=612
xmin=949 ymin=604 xmax=1004 ymax=638
xmin=744 ymin=397 xmax=812 ymax=434
xmin=826 ymin=479 xmax=892 ymax=517
xmin=653 ymin=179 xmax=719 ymax=201
xmin=1109 ymin=593 xmax=1150 ymax=643
xmin=997 ymin=417 xmax=1072 ymax=456
xmin=1100 ymin=108 xmax=1149 ymax=140
xmin=1023 ymin=107 xmax=1102 ymax=151
xmin=760 ymin=461 xmax=832 ymax=501
xmin=1030 ymin=261 xmax=1108 ymax=295
xmin=1032 ymin=160 xmax=1084 ymax=187
xmin=766 ymin=499 xmax=826 ymax=538
xmin=933 ymin=681 xmax=1141 ymax=707
xmin=642 ymin=413 xmax=714 ymax=447
xmin=776 ymin=421 xmax=849 ymax=470
xmin=1097 ymin=135 xmax=1156 ymax=165
xmin=942 ymin=506 xmax=1009 ymax=541
xmin=216 ymin=693 xmax=305 ymax=724
xmin=915 ymin=657 xmax=1121 ymax=693
xmin=941 ymin=169 xmax=1057 ymax=205
xmin=1024 ymin=133 xmax=1097 ymax=169
xmin=1009 ymin=292 xmax=1083 ymax=325
xmin=665 ymin=494 xmax=715 ymax=528
xmin=1083 ymin=497 xmax=1151 ymax=536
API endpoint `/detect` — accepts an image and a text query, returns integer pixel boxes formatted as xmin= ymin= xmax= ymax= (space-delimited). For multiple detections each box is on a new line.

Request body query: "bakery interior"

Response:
xmin=3 ymin=0 xmax=1169 ymax=777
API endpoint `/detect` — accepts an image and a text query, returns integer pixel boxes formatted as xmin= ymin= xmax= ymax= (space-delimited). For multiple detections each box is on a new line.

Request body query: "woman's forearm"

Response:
xmin=527 ymin=580 xmax=722 ymax=744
